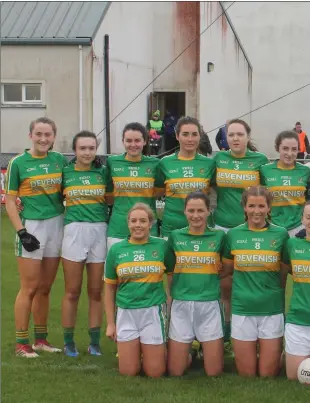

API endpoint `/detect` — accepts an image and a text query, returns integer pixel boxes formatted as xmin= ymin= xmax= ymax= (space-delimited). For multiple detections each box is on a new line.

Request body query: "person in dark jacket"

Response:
xmin=216 ymin=120 xmax=230 ymax=151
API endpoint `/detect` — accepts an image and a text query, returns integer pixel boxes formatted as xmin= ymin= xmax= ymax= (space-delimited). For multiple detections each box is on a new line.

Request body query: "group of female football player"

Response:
xmin=5 ymin=115 xmax=310 ymax=381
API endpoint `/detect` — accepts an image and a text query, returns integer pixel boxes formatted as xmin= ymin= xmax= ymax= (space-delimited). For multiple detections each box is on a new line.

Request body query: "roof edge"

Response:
xmin=0 ymin=38 xmax=92 ymax=46
xmin=92 ymin=2 xmax=112 ymax=39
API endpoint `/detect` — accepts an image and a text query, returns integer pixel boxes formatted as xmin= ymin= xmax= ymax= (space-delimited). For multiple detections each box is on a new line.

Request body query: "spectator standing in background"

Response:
xmin=163 ymin=110 xmax=178 ymax=152
xmin=293 ymin=121 xmax=310 ymax=161
xmin=215 ymin=120 xmax=230 ymax=151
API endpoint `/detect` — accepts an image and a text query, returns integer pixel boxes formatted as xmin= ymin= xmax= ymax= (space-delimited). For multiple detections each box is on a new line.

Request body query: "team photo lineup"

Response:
xmin=4 ymin=115 xmax=310 ymax=384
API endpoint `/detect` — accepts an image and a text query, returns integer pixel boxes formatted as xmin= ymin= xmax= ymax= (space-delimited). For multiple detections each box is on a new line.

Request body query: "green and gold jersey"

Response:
xmin=260 ymin=161 xmax=310 ymax=230
xmin=5 ymin=150 xmax=68 ymax=220
xmin=283 ymin=237 xmax=310 ymax=326
xmin=156 ymin=152 xmax=215 ymax=237
xmin=106 ymin=154 xmax=160 ymax=238
xmin=104 ymin=236 xmax=171 ymax=309
xmin=165 ymin=227 xmax=225 ymax=301
xmin=223 ymin=222 xmax=289 ymax=316
xmin=62 ymin=163 xmax=108 ymax=225
xmin=213 ymin=150 xmax=269 ymax=228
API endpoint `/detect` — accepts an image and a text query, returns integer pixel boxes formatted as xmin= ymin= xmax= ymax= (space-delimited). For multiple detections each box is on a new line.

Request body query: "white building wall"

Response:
xmin=199 ymin=2 xmax=252 ymax=150
xmin=1 ymin=45 xmax=92 ymax=154
xmin=226 ymin=1 xmax=310 ymax=158
xmin=92 ymin=2 xmax=154 ymax=154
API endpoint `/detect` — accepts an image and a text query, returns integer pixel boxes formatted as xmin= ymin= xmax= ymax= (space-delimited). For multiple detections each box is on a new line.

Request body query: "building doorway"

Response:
xmin=148 ymin=91 xmax=186 ymax=152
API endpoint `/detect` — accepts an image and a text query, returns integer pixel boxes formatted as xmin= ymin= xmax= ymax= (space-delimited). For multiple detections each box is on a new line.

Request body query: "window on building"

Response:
xmin=1 ymin=83 xmax=42 ymax=104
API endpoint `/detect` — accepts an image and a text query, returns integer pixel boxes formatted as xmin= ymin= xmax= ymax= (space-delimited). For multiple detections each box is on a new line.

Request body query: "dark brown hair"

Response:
xmin=175 ymin=116 xmax=202 ymax=136
xmin=72 ymin=131 xmax=98 ymax=151
xmin=29 ymin=117 xmax=57 ymax=135
xmin=184 ymin=191 xmax=210 ymax=210
xmin=241 ymin=186 xmax=273 ymax=221
xmin=275 ymin=130 xmax=299 ymax=152
xmin=122 ymin=122 xmax=149 ymax=156
xmin=227 ymin=118 xmax=257 ymax=152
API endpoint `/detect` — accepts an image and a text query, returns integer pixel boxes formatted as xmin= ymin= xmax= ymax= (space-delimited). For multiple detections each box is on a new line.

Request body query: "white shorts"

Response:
xmin=288 ymin=224 xmax=304 ymax=238
xmin=62 ymin=222 xmax=107 ymax=263
xmin=107 ymin=237 xmax=124 ymax=252
xmin=231 ymin=313 xmax=284 ymax=341
xmin=214 ymin=224 xmax=230 ymax=234
xmin=116 ymin=304 xmax=167 ymax=344
xmin=16 ymin=215 xmax=64 ymax=260
xmin=285 ymin=323 xmax=310 ymax=356
xmin=169 ymin=300 xmax=224 ymax=343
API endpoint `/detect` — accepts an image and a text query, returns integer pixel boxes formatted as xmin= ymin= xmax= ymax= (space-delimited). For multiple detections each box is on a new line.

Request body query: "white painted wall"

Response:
xmin=199 ymin=2 xmax=252 ymax=151
xmin=92 ymin=2 xmax=154 ymax=154
xmin=226 ymin=1 xmax=310 ymax=157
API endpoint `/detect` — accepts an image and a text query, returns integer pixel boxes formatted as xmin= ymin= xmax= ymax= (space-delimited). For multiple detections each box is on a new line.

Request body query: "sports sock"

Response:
xmin=34 ymin=325 xmax=48 ymax=342
xmin=89 ymin=327 xmax=101 ymax=346
xmin=224 ymin=321 xmax=231 ymax=342
xmin=64 ymin=328 xmax=74 ymax=345
xmin=16 ymin=330 xmax=29 ymax=345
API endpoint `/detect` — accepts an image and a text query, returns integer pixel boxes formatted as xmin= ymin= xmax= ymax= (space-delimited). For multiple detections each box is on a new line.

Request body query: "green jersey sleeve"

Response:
xmin=155 ymin=161 xmax=165 ymax=189
xmin=5 ymin=157 xmax=20 ymax=195
xmin=222 ymin=231 xmax=233 ymax=261
xmin=164 ymin=234 xmax=176 ymax=274
xmin=281 ymin=233 xmax=291 ymax=264
xmin=104 ymin=245 xmax=118 ymax=285
xmin=105 ymin=158 xmax=114 ymax=196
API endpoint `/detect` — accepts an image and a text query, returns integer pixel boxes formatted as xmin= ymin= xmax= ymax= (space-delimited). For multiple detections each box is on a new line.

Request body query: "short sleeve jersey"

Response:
xmin=213 ymin=150 xmax=269 ymax=228
xmin=165 ymin=227 xmax=225 ymax=301
xmin=5 ymin=150 xmax=68 ymax=220
xmin=260 ymin=161 xmax=310 ymax=230
xmin=156 ymin=152 xmax=216 ymax=237
xmin=283 ymin=237 xmax=310 ymax=326
xmin=104 ymin=236 xmax=171 ymax=309
xmin=62 ymin=163 xmax=108 ymax=225
xmin=222 ymin=222 xmax=289 ymax=316
xmin=106 ymin=154 xmax=160 ymax=238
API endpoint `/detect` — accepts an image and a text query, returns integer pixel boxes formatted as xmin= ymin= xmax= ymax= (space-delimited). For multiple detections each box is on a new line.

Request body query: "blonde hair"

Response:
xmin=241 ymin=186 xmax=273 ymax=221
xmin=128 ymin=203 xmax=154 ymax=223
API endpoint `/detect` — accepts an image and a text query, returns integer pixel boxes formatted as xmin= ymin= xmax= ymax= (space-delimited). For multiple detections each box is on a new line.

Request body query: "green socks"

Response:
xmin=16 ymin=330 xmax=29 ymax=345
xmin=34 ymin=325 xmax=48 ymax=341
xmin=224 ymin=321 xmax=231 ymax=343
xmin=89 ymin=327 xmax=101 ymax=346
xmin=64 ymin=328 xmax=74 ymax=345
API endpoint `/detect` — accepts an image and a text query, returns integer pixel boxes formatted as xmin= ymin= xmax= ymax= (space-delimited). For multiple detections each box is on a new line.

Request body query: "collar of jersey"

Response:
xmin=128 ymin=237 xmax=149 ymax=245
xmin=25 ymin=149 xmax=47 ymax=159
xmin=176 ymin=152 xmax=196 ymax=161
xmin=228 ymin=150 xmax=247 ymax=159
xmin=124 ymin=153 xmax=143 ymax=162
xmin=276 ymin=160 xmax=296 ymax=170
xmin=188 ymin=227 xmax=209 ymax=235
xmin=74 ymin=165 xmax=92 ymax=172
xmin=246 ymin=222 xmax=269 ymax=232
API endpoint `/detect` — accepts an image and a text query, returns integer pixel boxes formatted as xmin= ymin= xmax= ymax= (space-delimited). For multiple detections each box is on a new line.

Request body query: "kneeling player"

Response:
xmin=284 ymin=202 xmax=310 ymax=380
xmin=166 ymin=192 xmax=225 ymax=376
xmin=222 ymin=186 xmax=289 ymax=377
xmin=61 ymin=131 xmax=108 ymax=356
xmin=104 ymin=203 xmax=170 ymax=377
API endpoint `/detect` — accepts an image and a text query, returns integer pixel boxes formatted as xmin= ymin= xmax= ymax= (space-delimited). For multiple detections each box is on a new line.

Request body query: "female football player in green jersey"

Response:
xmin=61 ymin=131 xmax=108 ymax=357
xmin=105 ymin=122 xmax=160 ymax=251
xmin=213 ymin=119 xmax=269 ymax=345
xmin=260 ymin=131 xmax=310 ymax=237
xmin=104 ymin=203 xmax=170 ymax=377
xmin=222 ymin=186 xmax=289 ymax=377
xmin=284 ymin=202 xmax=310 ymax=380
xmin=166 ymin=192 xmax=225 ymax=377
xmin=156 ymin=116 xmax=216 ymax=239
xmin=5 ymin=117 xmax=67 ymax=357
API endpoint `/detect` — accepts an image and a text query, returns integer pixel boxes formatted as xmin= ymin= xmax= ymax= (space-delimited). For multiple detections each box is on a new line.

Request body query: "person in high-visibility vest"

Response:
xmin=293 ymin=121 xmax=310 ymax=160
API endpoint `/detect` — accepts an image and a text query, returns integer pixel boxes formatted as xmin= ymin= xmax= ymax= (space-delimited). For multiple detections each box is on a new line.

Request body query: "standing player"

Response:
xmin=5 ymin=117 xmax=67 ymax=357
xmin=166 ymin=192 xmax=225 ymax=376
xmin=260 ymin=131 xmax=310 ymax=237
xmin=156 ymin=116 xmax=216 ymax=240
xmin=283 ymin=202 xmax=310 ymax=380
xmin=213 ymin=119 xmax=269 ymax=344
xmin=61 ymin=131 xmax=108 ymax=357
xmin=105 ymin=122 xmax=160 ymax=251
xmin=222 ymin=186 xmax=289 ymax=377
xmin=104 ymin=203 xmax=170 ymax=377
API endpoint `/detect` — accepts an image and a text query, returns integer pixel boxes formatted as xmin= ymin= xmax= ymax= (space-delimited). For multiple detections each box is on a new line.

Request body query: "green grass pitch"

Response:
xmin=1 ymin=212 xmax=310 ymax=403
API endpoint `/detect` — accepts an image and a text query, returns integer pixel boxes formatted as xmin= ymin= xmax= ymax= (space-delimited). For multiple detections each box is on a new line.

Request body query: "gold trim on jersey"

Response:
xmin=165 ymin=178 xmax=210 ymax=198
xmin=174 ymin=251 xmax=220 ymax=274
xmin=232 ymin=249 xmax=280 ymax=272
xmin=116 ymin=260 xmax=165 ymax=283
xmin=216 ymin=168 xmax=259 ymax=188
xmin=291 ymin=260 xmax=310 ymax=283
xmin=19 ymin=173 xmax=62 ymax=197
xmin=269 ymin=186 xmax=305 ymax=206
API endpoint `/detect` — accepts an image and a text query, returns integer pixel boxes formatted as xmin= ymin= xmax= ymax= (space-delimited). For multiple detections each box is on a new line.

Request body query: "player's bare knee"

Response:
xmin=66 ymin=290 xmax=81 ymax=302
xmin=119 ymin=364 xmax=141 ymax=377
xmin=88 ymin=289 xmax=102 ymax=301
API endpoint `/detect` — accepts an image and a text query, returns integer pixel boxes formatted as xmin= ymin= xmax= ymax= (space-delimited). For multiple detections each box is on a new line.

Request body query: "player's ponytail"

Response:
xmin=241 ymin=186 xmax=273 ymax=222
